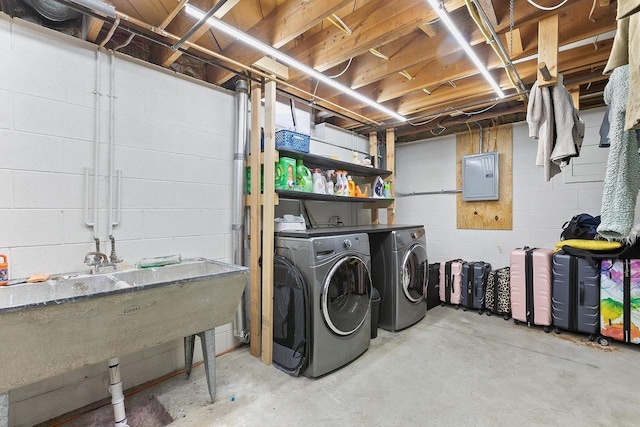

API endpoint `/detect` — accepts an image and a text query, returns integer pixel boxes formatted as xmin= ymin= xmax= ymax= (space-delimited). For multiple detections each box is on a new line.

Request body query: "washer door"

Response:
xmin=401 ymin=244 xmax=427 ymax=303
xmin=322 ymin=255 xmax=372 ymax=336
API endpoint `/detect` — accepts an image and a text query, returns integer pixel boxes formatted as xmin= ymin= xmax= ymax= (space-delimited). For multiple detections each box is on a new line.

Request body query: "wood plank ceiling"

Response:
xmin=2 ymin=0 xmax=616 ymax=142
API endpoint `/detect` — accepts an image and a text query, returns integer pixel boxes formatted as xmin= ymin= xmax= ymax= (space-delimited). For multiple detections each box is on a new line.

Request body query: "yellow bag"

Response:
xmin=554 ymin=239 xmax=623 ymax=252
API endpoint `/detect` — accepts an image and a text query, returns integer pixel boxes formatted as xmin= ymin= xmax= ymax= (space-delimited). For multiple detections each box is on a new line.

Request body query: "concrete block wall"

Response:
xmin=0 ymin=16 xmax=239 ymax=426
xmin=395 ymin=107 xmax=640 ymax=268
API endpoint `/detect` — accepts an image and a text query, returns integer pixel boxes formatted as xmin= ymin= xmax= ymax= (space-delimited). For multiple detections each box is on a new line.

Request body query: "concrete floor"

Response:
xmin=52 ymin=306 xmax=640 ymax=426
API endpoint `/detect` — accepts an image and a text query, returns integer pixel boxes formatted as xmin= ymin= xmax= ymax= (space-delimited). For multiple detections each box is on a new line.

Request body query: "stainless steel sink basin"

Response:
xmin=0 ymin=257 xmax=248 ymax=393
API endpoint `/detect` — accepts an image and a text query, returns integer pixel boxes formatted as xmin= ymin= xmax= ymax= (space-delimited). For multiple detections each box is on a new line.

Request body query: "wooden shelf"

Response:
xmin=277 ymin=148 xmax=392 ymax=178
xmin=276 ymin=190 xmax=394 ymax=204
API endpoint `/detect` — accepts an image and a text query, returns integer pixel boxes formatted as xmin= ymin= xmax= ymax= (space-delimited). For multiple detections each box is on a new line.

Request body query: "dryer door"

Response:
xmin=402 ymin=244 xmax=428 ymax=303
xmin=322 ymin=255 xmax=372 ymax=336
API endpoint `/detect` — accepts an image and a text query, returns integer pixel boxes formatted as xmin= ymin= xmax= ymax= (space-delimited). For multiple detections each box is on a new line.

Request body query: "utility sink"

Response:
xmin=0 ymin=258 xmax=248 ymax=393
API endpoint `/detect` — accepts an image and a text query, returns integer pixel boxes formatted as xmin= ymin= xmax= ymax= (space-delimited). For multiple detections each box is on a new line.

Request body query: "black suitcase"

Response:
xmin=425 ymin=263 xmax=441 ymax=310
xmin=552 ymin=252 xmax=600 ymax=337
xmin=484 ymin=267 xmax=511 ymax=319
xmin=461 ymin=262 xmax=491 ymax=313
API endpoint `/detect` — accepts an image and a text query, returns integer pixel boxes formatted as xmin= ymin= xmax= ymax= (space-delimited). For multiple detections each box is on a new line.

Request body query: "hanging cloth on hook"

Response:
xmin=604 ymin=0 xmax=640 ymax=130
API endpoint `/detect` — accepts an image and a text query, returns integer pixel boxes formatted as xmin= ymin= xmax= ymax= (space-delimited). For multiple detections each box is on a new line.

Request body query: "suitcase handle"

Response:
xmin=579 ymin=282 xmax=585 ymax=306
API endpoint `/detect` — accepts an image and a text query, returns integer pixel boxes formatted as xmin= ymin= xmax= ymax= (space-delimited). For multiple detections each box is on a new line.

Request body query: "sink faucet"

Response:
xmin=84 ymin=237 xmax=122 ymax=273
xmin=84 ymin=251 xmax=109 ymax=269
xmin=109 ymin=235 xmax=122 ymax=264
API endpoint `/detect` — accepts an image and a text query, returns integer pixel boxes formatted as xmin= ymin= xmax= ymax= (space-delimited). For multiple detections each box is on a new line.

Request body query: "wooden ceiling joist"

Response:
xmin=207 ymin=0 xmax=354 ymax=84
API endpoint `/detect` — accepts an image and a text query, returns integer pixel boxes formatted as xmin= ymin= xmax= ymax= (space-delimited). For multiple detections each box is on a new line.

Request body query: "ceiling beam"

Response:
xmin=157 ymin=0 xmax=239 ymax=68
xmin=283 ymin=0 xmax=467 ymax=82
xmin=207 ymin=0 xmax=354 ymax=84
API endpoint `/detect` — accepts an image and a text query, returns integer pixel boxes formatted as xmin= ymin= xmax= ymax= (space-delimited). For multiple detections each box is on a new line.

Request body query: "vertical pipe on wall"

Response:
xmin=85 ymin=49 xmax=101 ymax=240
xmin=233 ymin=79 xmax=250 ymax=343
xmin=107 ymin=50 xmax=116 ymax=237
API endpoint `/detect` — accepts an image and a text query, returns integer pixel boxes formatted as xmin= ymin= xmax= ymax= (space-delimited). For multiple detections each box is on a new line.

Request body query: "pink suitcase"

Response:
xmin=439 ymin=260 xmax=463 ymax=306
xmin=510 ymin=248 xmax=553 ymax=331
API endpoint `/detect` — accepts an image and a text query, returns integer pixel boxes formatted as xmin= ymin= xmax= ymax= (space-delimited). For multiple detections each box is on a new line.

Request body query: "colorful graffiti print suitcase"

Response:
xmin=461 ymin=262 xmax=491 ymax=313
xmin=439 ymin=260 xmax=463 ymax=306
xmin=510 ymin=248 xmax=553 ymax=330
xmin=484 ymin=267 xmax=511 ymax=319
xmin=426 ymin=263 xmax=441 ymax=310
xmin=551 ymin=252 xmax=600 ymax=336
xmin=600 ymin=259 xmax=640 ymax=345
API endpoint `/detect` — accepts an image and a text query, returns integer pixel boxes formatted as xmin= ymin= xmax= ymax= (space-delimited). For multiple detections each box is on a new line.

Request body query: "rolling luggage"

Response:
xmin=461 ymin=261 xmax=491 ymax=313
xmin=484 ymin=267 xmax=511 ymax=319
xmin=551 ymin=252 xmax=600 ymax=337
xmin=439 ymin=259 xmax=463 ymax=306
xmin=510 ymin=248 xmax=553 ymax=331
xmin=600 ymin=259 xmax=640 ymax=345
xmin=425 ymin=263 xmax=441 ymax=310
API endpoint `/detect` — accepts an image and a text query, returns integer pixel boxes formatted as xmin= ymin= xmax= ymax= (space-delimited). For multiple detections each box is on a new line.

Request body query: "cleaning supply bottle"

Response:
xmin=325 ymin=170 xmax=335 ymax=195
xmin=312 ymin=168 xmax=326 ymax=194
xmin=337 ymin=171 xmax=347 ymax=196
xmin=296 ymin=159 xmax=313 ymax=192
xmin=0 ymin=254 xmax=8 ymax=286
xmin=383 ymin=182 xmax=392 ymax=198
xmin=334 ymin=171 xmax=343 ymax=195
xmin=347 ymin=175 xmax=355 ymax=197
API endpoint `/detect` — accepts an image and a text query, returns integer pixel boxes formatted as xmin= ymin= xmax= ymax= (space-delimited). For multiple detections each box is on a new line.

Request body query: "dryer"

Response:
xmin=275 ymin=233 xmax=372 ymax=378
xmin=369 ymin=227 xmax=428 ymax=331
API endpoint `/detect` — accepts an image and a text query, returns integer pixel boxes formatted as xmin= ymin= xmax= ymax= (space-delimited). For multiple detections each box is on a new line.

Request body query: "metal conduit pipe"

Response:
xmin=232 ymin=79 xmax=250 ymax=343
xmin=467 ymin=0 xmax=528 ymax=98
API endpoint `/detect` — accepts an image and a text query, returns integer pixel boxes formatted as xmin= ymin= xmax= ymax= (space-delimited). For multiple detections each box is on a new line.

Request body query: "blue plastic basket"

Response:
xmin=275 ymin=130 xmax=310 ymax=153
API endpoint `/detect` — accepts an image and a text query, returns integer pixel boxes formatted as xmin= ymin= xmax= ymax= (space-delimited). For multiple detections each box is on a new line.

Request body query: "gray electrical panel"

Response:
xmin=462 ymin=152 xmax=499 ymax=201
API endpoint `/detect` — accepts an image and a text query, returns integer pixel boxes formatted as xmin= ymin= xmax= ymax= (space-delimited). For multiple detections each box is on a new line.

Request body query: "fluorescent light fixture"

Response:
xmin=185 ymin=4 xmax=407 ymax=122
xmin=426 ymin=0 xmax=505 ymax=99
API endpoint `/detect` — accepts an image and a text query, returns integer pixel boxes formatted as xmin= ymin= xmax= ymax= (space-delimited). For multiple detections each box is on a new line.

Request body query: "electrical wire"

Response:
xmin=490 ymin=117 xmax=498 ymax=151
xmin=455 ymin=102 xmax=499 ymax=116
xmin=526 ymin=0 xmax=569 ymax=11
xmin=588 ymin=0 xmax=597 ymax=22
xmin=312 ymin=58 xmax=353 ymax=99
xmin=465 ymin=122 xmax=473 ymax=151
xmin=407 ymin=111 xmax=445 ymax=127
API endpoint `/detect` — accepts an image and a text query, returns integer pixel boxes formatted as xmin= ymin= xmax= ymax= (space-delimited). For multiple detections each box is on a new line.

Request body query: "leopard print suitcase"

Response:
xmin=485 ymin=267 xmax=511 ymax=319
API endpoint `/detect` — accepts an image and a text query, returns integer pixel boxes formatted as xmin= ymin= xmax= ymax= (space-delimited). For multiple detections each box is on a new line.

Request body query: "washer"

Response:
xmin=275 ymin=233 xmax=372 ymax=378
xmin=369 ymin=227 xmax=428 ymax=331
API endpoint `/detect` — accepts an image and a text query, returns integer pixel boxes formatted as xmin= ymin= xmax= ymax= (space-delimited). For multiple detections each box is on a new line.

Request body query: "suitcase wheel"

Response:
xmin=503 ymin=315 xmax=510 ymax=321
xmin=440 ymin=302 xmax=445 ymax=307
xmin=596 ymin=337 xmax=610 ymax=346
xmin=554 ymin=328 xmax=560 ymax=335
xmin=462 ymin=306 xmax=467 ymax=312
xmin=514 ymin=319 xmax=520 ymax=325
xmin=455 ymin=305 xmax=460 ymax=310
xmin=486 ymin=311 xmax=492 ymax=316
xmin=587 ymin=334 xmax=595 ymax=342
xmin=477 ymin=309 xmax=483 ymax=315
xmin=543 ymin=326 xmax=550 ymax=333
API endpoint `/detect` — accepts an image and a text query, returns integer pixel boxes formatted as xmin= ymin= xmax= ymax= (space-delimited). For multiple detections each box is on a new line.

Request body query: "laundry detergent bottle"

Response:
xmin=347 ymin=175 xmax=355 ymax=197
xmin=296 ymin=159 xmax=313 ymax=192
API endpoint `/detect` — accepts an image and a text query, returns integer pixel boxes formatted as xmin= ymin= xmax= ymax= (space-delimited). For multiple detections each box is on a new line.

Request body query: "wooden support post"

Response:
xmin=369 ymin=131 xmax=379 ymax=225
xmin=537 ymin=15 xmax=558 ymax=87
xmin=386 ymin=129 xmax=395 ymax=225
xmin=249 ymin=82 xmax=262 ymax=358
xmin=261 ymin=80 xmax=277 ymax=365
xmin=569 ymin=87 xmax=580 ymax=110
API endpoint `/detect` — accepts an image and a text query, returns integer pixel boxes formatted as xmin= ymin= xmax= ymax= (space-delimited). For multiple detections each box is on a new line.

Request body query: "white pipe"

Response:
xmin=108 ymin=357 xmax=129 ymax=427
xmin=512 ymin=30 xmax=616 ymax=65
xmin=108 ymin=50 xmax=115 ymax=236
xmin=85 ymin=50 xmax=101 ymax=240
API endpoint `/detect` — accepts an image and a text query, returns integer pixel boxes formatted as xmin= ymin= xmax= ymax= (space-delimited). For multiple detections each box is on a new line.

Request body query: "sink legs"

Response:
xmin=184 ymin=329 xmax=216 ymax=402
xmin=0 ymin=392 xmax=7 ymax=427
